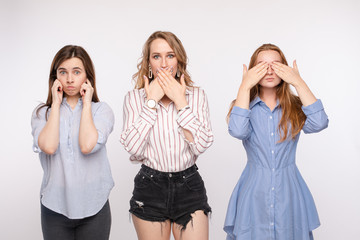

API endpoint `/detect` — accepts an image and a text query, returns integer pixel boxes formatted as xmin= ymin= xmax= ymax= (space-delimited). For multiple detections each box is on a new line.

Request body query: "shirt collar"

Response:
xmin=61 ymin=97 xmax=83 ymax=108
xmin=249 ymin=96 xmax=280 ymax=110
xmin=249 ymin=96 xmax=262 ymax=109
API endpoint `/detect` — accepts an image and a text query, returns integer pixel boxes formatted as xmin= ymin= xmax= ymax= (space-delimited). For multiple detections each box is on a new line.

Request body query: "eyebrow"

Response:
xmin=151 ymin=51 xmax=175 ymax=55
xmin=57 ymin=67 xmax=83 ymax=71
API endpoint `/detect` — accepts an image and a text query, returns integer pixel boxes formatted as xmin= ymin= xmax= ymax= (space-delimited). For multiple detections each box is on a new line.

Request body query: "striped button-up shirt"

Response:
xmin=120 ymin=87 xmax=213 ymax=172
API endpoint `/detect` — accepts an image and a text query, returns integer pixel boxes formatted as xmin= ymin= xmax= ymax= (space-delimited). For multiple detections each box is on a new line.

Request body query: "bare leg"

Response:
xmin=132 ymin=214 xmax=171 ymax=240
xmin=172 ymin=210 xmax=209 ymax=240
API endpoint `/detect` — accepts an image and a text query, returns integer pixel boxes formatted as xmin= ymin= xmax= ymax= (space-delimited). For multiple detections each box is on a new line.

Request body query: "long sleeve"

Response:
xmin=120 ymin=90 xmax=157 ymax=161
xmin=31 ymin=105 xmax=48 ymax=153
xmin=176 ymin=88 xmax=214 ymax=155
xmin=302 ymin=99 xmax=329 ymax=134
xmin=228 ymin=106 xmax=253 ymax=140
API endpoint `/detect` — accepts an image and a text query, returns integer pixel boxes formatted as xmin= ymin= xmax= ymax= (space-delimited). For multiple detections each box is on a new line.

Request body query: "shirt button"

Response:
xmin=169 ymin=173 xmax=172 ymax=177
xmin=270 ymin=222 xmax=274 ymax=226
xmin=271 ymin=132 xmax=274 ymax=136
xmin=272 ymin=187 xmax=275 ymax=191
xmin=269 ymin=116 xmax=273 ymax=119
xmin=271 ymin=150 xmax=274 ymax=154
xmin=270 ymin=204 xmax=274 ymax=208
xmin=272 ymin=168 xmax=275 ymax=172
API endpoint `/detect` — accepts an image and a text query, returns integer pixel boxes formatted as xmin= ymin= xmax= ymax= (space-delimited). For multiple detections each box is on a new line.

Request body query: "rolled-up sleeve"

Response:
xmin=302 ymin=99 xmax=329 ymax=134
xmin=31 ymin=106 xmax=47 ymax=153
xmin=228 ymin=106 xmax=252 ymax=140
xmin=90 ymin=102 xmax=115 ymax=154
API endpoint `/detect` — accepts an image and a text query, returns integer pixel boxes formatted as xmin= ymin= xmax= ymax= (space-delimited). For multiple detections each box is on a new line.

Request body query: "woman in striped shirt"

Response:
xmin=120 ymin=31 xmax=213 ymax=240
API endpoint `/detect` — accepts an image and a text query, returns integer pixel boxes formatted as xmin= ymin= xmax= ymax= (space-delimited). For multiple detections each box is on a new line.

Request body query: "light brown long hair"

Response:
xmin=133 ymin=31 xmax=193 ymax=88
xmin=227 ymin=44 xmax=306 ymax=142
xmin=37 ymin=45 xmax=99 ymax=119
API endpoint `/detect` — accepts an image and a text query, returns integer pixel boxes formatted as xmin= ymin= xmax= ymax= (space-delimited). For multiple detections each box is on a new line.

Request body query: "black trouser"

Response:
xmin=41 ymin=201 xmax=111 ymax=240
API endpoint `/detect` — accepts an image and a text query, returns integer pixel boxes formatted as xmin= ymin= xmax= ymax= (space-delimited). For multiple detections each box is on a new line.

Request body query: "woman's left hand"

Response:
xmin=271 ymin=60 xmax=303 ymax=87
xmin=80 ymin=79 xmax=94 ymax=104
xmin=157 ymin=68 xmax=188 ymax=110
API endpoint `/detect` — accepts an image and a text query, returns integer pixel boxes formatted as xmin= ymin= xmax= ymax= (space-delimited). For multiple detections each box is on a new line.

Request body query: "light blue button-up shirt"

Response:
xmin=224 ymin=97 xmax=329 ymax=240
xmin=31 ymin=98 xmax=114 ymax=219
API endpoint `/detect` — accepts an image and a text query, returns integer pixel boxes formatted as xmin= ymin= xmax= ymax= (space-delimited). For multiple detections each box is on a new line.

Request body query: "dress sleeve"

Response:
xmin=120 ymin=90 xmax=157 ymax=161
xmin=228 ymin=106 xmax=252 ymax=140
xmin=302 ymin=99 xmax=329 ymax=134
xmin=176 ymin=89 xmax=214 ymax=155
xmin=89 ymin=102 xmax=115 ymax=154
xmin=31 ymin=105 xmax=48 ymax=153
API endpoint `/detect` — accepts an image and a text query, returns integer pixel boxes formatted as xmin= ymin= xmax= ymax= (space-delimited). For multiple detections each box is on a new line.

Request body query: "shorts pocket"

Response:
xmin=185 ymin=172 xmax=205 ymax=191
xmin=134 ymin=172 xmax=152 ymax=189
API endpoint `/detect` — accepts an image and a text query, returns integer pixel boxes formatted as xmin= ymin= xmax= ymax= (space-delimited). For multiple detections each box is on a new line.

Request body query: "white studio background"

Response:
xmin=1 ymin=0 xmax=359 ymax=239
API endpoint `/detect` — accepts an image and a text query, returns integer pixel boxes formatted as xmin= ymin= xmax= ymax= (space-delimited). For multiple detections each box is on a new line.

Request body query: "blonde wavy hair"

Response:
xmin=132 ymin=31 xmax=193 ymax=88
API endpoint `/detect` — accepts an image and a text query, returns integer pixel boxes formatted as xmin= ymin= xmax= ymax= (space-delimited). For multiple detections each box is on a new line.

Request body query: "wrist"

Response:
xmin=292 ymin=77 xmax=306 ymax=89
xmin=145 ymin=98 xmax=158 ymax=109
xmin=239 ymin=82 xmax=252 ymax=92
xmin=175 ymin=98 xmax=188 ymax=111
xmin=51 ymin=102 xmax=61 ymax=109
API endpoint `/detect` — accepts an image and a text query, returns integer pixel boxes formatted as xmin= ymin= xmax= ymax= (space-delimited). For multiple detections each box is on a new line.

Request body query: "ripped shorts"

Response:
xmin=129 ymin=164 xmax=211 ymax=230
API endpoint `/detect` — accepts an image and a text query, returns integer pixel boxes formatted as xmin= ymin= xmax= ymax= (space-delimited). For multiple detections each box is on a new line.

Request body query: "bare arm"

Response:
xmin=38 ymin=80 xmax=63 ymax=154
xmin=79 ymin=79 xmax=98 ymax=154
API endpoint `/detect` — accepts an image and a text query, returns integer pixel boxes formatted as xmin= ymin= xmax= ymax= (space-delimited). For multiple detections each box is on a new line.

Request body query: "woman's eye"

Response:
xmin=74 ymin=71 xmax=80 ymax=75
xmin=153 ymin=55 xmax=159 ymax=59
xmin=168 ymin=54 xmax=175 ymax=59
xmin=59 ymin=71 xmax=66 ymax=75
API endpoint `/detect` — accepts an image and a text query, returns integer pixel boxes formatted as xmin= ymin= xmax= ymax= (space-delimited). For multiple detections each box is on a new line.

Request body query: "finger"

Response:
xmin=158 ymin=71 xmax=171 ymax=85
xmin=157 ymin=77 xmax=166 ymax=89
xmin=86 ymin=79 xmax=92 ymax=87
xmin=254 ymin=62 xmax=268 ymax=73
xmin=144 ymin=75 xmax=149 ymax=91
xmin=180 ymin=74 xmax=185 ymax=86
xmin=243 ymin=64 xmax=248 ymax=76
xmin=293 ymin=60 xmax=299 ymax=73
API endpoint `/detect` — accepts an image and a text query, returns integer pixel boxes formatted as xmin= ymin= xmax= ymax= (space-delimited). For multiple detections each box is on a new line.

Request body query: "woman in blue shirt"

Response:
xmin=224 ymin=44 xmax=328 ymax=240
xmin=31 ymin=45 xmax=114 ymax=240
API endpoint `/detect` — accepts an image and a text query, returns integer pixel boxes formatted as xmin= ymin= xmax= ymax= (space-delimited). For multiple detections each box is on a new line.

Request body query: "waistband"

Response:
xmin=140 ymin=164 xmax=199 ymax=179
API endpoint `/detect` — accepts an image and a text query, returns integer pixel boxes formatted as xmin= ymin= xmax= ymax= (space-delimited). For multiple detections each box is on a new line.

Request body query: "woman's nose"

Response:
xmin=161 ymin=58 xmax=168 ymax=68
xmin=67 ymin=74 xmax=74 ymax=83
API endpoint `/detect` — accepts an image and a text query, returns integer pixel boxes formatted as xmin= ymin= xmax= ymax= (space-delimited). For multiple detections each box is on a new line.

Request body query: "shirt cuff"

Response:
xmin=301 ymin=99 xmax=324 ymax=116
xmin=231 ymin=106 xmax=251 ymax=118
xmin=176 ymin=107 xmax=199 ymax=130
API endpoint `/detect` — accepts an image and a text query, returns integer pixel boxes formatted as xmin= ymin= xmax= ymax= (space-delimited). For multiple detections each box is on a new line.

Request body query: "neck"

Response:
xmin=66 ymin=95 xmax=81 ymax=109
xmin=259 ymin=87 xmax=277 ymax=111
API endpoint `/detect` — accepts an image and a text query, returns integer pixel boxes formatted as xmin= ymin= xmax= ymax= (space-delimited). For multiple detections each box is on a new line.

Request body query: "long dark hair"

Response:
xmin=37 ymin=45 xmax=99 ymax=119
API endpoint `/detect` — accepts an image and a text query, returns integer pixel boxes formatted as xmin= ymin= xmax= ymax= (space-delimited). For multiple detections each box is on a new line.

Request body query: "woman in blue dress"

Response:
xmin=224 ymin=44 xmax=328 ymax=240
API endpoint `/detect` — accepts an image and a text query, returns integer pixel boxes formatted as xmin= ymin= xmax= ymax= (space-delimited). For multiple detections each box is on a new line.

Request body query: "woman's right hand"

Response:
xmin=144 ymin=75 xmax=164 ymax=102
xmin=51 ymin=79 xmax=63 ymax=106
xmin=241 ymin=62 xmax=268 ymax=90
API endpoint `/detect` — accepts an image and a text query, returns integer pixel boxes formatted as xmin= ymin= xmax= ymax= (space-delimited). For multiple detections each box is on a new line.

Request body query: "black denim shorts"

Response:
xmin=129 ymin=164 xmax=211 ymax=229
